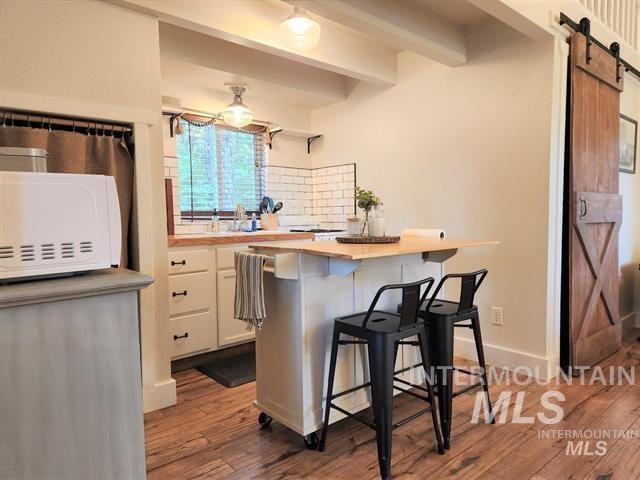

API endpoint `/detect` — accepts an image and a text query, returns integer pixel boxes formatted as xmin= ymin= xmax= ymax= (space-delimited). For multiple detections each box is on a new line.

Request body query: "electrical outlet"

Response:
xmin=491 ymin=306 xmax=504 ymax=326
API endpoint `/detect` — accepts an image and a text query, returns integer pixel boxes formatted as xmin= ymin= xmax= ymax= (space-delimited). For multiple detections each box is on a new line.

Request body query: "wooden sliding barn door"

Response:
xmin=564 ymin=33 xmax=623 ymax=371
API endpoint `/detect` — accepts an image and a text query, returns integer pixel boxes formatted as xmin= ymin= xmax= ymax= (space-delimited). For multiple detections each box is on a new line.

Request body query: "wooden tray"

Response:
xmin=336 ymin=235 xmax=400 ymax=244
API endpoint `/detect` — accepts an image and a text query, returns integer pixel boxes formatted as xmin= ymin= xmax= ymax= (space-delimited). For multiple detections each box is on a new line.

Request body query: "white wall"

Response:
xmin=619 ymin=75 xmax=640 ymax=323
xmin=0 ymin=0 xmax=175 ymax=412
xmin=310 ymin=21 xmax=557 ymax=368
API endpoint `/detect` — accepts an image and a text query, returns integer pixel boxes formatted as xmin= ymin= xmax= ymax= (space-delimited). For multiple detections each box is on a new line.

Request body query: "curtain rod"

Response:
xmin=559 ymin=13 xmax=640 ymax=81
xmin=161 ymin=107 xmax=272 ymax=127
xmin=0 ymin=108 xmax=133 ymax=134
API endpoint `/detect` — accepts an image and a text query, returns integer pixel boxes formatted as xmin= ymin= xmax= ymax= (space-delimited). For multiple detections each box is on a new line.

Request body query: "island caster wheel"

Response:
xmin=304 ymin=432 xmax=320 ymax=450
xmin=258 ymin=412 xmax=273 ymax=428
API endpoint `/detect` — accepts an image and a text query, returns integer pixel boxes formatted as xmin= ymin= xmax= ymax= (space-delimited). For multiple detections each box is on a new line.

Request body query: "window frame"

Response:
xmin=176 ymin=117 xmax=266 ymax=220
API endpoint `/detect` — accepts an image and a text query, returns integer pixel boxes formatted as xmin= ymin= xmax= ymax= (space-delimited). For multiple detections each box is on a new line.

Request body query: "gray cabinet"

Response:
xmin=0 ymin=269 xmax=152 ymax=480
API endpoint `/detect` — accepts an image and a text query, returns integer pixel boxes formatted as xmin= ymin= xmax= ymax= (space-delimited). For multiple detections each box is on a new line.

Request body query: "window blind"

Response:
xmin=177 ymin=120 xmax=266 ymax=218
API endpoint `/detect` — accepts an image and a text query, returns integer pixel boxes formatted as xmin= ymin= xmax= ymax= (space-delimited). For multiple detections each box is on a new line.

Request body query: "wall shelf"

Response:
xmin=269 ymin=127 xmax=322 ymax=154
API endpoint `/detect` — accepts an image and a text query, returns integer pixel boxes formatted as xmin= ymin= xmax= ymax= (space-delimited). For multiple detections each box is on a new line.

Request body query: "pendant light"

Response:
xmin=279 ymin=6 xmax=321 ymax=50
xmin=222 ymin=85 xmax=253 ymax=128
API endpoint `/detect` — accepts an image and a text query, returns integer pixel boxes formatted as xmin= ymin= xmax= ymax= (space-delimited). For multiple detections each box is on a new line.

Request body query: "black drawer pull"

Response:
xmin=172 ymin=290 xmax=188 ymax=297
xmin=173 ymin=332 xmax=189 ymax=340
xmin=171 ymin=260 xmax=186 ymax=266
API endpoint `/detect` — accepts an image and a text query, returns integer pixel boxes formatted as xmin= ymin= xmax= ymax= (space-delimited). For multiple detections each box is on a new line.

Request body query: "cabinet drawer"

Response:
xmin=170 ymin=312 xmax=210 ymax=358
xmin=168 ymin=249 xmax=210 ymax=275
xmin=169 ymin=272 xmax=211 ymax=316
xmin=216 ymin=244 xmax=250 ymax=269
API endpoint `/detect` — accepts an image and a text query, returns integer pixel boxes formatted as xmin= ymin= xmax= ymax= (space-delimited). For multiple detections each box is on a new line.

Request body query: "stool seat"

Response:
xmin=337 ymin=311 xmax=425 ymax=334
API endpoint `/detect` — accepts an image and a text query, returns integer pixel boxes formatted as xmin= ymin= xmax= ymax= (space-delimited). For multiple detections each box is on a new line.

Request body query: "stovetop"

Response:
xmin=289 ymin=229 xmax=345 ymax=233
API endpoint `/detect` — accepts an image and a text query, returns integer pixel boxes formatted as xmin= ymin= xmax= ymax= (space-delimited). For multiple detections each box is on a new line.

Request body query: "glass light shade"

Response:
xmin=222 ymin=101 xmax=253 ymax=128
xmin=279 ymin=8 xmax=321 ymax=50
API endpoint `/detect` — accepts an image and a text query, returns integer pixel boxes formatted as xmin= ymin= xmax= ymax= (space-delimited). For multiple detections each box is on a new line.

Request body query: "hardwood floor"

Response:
xmin=145 ymin=334 xmax=640 ymax=479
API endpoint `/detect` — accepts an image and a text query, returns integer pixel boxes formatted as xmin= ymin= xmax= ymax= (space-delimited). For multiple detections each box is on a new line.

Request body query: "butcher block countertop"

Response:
xmin=168 ymin=230 xmax=314 ymax=247
xmin=250 ymin=237 xmax=499 ymax=260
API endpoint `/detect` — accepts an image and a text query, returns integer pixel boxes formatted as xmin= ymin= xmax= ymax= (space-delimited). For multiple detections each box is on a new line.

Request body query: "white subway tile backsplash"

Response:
xmin=327 ymin=166 xmax=338 ymax=175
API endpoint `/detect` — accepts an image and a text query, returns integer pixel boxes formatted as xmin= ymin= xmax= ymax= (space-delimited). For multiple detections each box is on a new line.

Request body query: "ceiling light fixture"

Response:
xmin=222 ymin=85 xmax=253 ymax=128
xmin=279 ymin=6 xmax=321 ymax=50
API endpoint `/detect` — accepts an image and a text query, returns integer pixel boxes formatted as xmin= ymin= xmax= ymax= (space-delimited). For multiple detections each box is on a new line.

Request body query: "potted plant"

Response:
xmin=355 ymin=186 xmax=380 ymax=236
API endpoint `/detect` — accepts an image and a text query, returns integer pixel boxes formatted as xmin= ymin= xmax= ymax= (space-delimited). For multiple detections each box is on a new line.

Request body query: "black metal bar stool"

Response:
xmin=319 ymin=277 xmax=445 ymax=480
xmin=418 ymin=269 xmax=494 ymax=449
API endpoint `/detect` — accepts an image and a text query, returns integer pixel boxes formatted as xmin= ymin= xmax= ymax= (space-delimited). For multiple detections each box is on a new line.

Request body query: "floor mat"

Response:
xmin=196 ymin=352 xmax=256 ymax=387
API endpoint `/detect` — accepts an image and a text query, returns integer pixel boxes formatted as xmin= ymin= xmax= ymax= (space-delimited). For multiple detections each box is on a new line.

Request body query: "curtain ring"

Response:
xmin=72 ymin=120 xmax=76 ymax=133
xmin=102 ymin=123 xmax=106 ymax=137
xmin=111 ymin=124 xmax=115 ymax=137
xmin=27 ymin=114 xmax=31 ymax=128
xmin=40 ymin=116 xmax=44 ymax=129
xmin=48 ymin=116 xmax=52 ymax=132
xmin=10 ymin=113 xmax=14 ymax=127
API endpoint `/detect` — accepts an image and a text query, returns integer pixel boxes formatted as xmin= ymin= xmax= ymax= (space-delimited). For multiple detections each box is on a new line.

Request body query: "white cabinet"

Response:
xmin=217 ymin=269 xmax=256 ymax=346
xmin=167 ymin=247 xmax=216 ymax=359
xmin=168 ymin=239 xmax=312 ymax=359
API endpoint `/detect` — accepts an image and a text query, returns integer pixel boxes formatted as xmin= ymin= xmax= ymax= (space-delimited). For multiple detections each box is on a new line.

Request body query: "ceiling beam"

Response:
xmin=159 ymin=23 xmax=347 ymax=101
xmin=466 ymin=0 xmax=551 ymax=41
xmin=288 ymin=0 xmax=467 ymax=66
xmin=107 ymin=0 xmax=398 ymax=86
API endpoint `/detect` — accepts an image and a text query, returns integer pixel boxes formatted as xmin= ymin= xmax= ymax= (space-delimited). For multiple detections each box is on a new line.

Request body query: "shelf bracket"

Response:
xmin=268 ymin=129 xmax=283 ymax=150
xmin=307 ymin=135 xmax=322 ymax=154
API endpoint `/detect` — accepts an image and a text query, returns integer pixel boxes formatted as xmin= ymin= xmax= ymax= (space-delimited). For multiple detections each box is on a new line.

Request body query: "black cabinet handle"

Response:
xmin=171 ymin=260 xmax=186 ymax=266
xmin=172 ymin=290 xmax=188 ymax=297
xmin=173 ymin=332 xmax=189 ymax=340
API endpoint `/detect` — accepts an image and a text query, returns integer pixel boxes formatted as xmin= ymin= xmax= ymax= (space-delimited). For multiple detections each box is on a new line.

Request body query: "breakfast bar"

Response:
xmin=248 ymin=237 xmax=498 ymax=447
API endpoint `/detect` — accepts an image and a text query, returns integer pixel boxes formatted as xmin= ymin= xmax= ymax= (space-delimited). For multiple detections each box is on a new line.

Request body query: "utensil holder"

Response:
xmin=261 ymin=213 xmax=279 ymax=231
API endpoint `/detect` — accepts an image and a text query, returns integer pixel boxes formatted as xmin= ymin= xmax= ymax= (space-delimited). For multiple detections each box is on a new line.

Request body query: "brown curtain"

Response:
xmin=0 ymin=126 xmax=134 ymax=267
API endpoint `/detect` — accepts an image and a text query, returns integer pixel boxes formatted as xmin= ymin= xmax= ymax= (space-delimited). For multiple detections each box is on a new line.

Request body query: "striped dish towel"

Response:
xmin=234 ymin=251 xmax=270 ymax=330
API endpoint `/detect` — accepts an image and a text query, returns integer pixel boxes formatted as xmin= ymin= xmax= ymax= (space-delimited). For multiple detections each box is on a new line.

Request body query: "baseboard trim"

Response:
xmin=143 ymin=378 xmax=177 ymax=413
xmin=454 ymin=336 xmax=555 ymax=381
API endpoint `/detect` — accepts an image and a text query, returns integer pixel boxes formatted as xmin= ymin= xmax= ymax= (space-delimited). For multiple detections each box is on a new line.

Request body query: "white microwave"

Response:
xmin=0 ymin=172 xmax=121 ymax=281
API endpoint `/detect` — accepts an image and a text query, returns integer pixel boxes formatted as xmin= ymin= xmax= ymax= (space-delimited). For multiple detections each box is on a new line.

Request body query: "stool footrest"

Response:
xmin=393 ymin=407 xmax=432 ymax=429
xmin=393 ymin=376 xmax=429 ymax=394
xmin=454 ymin=367 xmax=482 ymax=376
xmin=452 ymin=382 xmax=483 ymax=397
xmin=454 ymin=323 xmax=474 ymax=329
xmin=330 ymin=381 xmax=371 ymax=400
xmin=392 ymin=384 xmax=430 ymax=402
xmin=330 ymin=403 xmax=376 ymax=430
xmin=338 ymin=340 xmax=368 ymax=345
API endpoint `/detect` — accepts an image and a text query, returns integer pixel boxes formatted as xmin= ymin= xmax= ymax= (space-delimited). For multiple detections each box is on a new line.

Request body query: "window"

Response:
xmin=177 ymin=119 xmax=266 ymax=218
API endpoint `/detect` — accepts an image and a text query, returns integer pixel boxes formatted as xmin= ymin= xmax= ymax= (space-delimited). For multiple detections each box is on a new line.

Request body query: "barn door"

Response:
xmin=563 ymin=32 xmax=623 ymax=371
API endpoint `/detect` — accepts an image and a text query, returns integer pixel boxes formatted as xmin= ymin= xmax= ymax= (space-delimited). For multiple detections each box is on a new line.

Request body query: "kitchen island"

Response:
xmin=248 ymin=237 xmax=497 ymax=446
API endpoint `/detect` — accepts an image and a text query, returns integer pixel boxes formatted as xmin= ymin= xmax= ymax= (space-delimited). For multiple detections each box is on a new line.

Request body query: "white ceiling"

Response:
xmin=160 ymin=55 xmax=342 ymax=109
xmin=151 ymin=0 xmax=513 ymax=111
xmin=411 ymin=0 xmax=491 ymax=27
